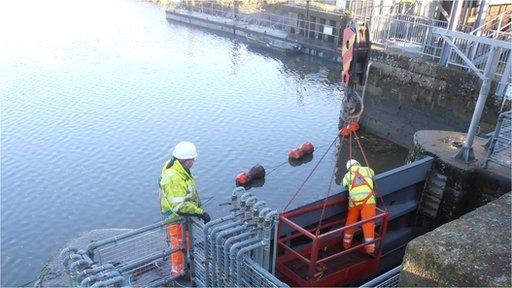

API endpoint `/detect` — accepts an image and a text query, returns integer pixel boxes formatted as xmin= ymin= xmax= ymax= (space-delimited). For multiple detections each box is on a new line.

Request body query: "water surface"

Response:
xmin=0 ymin=0 xmax=407 ymax=285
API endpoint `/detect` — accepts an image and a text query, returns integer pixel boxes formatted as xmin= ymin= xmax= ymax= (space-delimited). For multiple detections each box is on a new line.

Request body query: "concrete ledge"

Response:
xmin=399 ymin=193 xmax=511 ymax=287
xmin=35 ymin=229 xmax=131 ymax=287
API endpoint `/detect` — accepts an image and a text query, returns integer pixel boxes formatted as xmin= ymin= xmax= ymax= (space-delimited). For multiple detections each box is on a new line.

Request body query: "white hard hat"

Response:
xmin=173 ymin=141 xmax=197 ymax=160
xmin=346 ymin=159 xmax=360 ymax=170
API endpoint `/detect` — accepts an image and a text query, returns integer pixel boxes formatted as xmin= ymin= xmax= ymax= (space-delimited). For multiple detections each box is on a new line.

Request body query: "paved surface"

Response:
xmin=400 ymin=193 xmax=511 ymax=287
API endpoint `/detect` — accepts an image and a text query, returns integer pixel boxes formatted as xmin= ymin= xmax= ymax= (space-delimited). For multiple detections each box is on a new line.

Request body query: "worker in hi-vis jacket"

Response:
xmin=342 ymin=159 xmax=376 ymax=254
xmin=159 ymin=141 xmax=210 ymax=277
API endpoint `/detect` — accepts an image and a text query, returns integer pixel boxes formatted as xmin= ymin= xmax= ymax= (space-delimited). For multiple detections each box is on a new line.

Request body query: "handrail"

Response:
xmin=471 ymin=8 xmax=512 ymax=34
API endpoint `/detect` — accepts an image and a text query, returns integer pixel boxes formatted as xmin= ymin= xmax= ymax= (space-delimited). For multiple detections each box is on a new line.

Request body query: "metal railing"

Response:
xmin=277 ymin=197 xmax=389 ymax=286
xmin=60 ymin=217 xmax=188 ymax=287
xmin=471 ymin=8 xmax=512 ymax=41
xmin=61 ymin=187 xmax=286 ymax=287
xmin=484 ymin=110 xmax=512 ymax=169
xmin=168 ymin=1 xmax=343 ymax=47
xmin=369 ymin=13 xmax=511 ymax=98
xmin=191 ymin=187 xmax=285 ymax=287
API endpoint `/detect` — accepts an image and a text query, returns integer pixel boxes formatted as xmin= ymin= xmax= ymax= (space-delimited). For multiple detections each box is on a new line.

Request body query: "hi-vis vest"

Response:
xmin=342 ymin=166 xmax=376 ymax=207
xmin=159 ymin=159 xmax=203 ymax=219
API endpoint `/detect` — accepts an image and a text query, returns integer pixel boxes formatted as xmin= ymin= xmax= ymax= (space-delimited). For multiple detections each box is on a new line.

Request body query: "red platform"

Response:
xmin=277 ymin=198 xmax=388 ymax=287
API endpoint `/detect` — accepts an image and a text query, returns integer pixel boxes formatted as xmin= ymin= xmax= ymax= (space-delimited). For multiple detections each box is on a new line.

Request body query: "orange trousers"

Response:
xmin=343 ymin=204 xmax=376 ymax=253
xmin=167 ymin=223 xmax=190 ymax=276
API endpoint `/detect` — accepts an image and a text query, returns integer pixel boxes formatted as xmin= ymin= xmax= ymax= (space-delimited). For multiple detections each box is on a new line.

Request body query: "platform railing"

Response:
xmin=484 ymin=110 xmax=512 ymax=169
xmin=60 ymin=217 xmax=190 ymax=287
xmin=277 ymin=197 xmax=388 ymax=286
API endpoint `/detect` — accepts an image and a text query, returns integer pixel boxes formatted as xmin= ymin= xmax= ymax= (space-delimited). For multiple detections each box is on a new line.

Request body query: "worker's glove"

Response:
xmin=200 ymin=212 xmax=211 ymax=224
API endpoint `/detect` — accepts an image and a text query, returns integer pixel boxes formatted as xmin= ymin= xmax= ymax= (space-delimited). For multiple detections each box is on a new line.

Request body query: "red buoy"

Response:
xmin=300 ymin=142 xmax=315 ymax=154
xmin=235 ymin=165 xmax=266 ymax=186
xmin=288 ymin=148 xmax=304 ymax=160
xmin=235 ymin=172 xmax=250 ymax=186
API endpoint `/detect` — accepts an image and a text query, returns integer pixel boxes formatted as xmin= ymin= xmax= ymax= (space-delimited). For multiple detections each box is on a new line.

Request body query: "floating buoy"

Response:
xmin=235 ymin=172 xmax=250 ymax=186
xmin=300 ymin=142 xmax=315 ymax=154
xmin=288 ymin=148 xmax=304 ymax=160
xmin=289 ymin=142 xmax=314 ymax=160
xmin=235 ymin=165 xmax=266 ymax=186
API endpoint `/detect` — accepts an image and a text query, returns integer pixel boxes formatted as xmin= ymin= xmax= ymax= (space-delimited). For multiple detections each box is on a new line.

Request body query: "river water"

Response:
xmin=0 ymin=0 xmax=407 ymax=285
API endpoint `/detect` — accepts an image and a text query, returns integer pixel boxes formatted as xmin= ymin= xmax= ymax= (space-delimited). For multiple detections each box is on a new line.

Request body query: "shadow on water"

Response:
xmin=288 ymin=153 xmax=314 ymax=167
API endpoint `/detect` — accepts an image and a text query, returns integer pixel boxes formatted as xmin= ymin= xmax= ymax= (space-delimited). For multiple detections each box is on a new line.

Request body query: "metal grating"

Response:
xmin=485 ymin=110 xmax=512 ymax=169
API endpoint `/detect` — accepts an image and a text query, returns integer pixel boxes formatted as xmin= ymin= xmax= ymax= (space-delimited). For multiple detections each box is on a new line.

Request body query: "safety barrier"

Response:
xmin=484 ymin=110 xmax=512 ymax=169
xmin=277 ymin=197 xmax=388 ymax=287
xmin=61 ymin=187 xmax=286 ymax=287
xmin=168 ymin=1 xmax=342 ymax=47
xmin=369 ymin=14 xmax=511 ymax=98
xmin=191 ymin=187 xmax=286 ymax=287
xmin=61 ymin=217 xmax=188 ymax=287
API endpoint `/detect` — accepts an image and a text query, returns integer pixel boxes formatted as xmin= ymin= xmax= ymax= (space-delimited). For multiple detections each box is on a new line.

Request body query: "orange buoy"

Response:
xmin=235 ymin=165 xmax=266 ymax=186
xmin=235 ymin=172 xmax=250 ymax=186
xmin=348 ymin=122 xmax=360 ymax=132
xmin=300 ymin=142 xmax=314 ymax=154
xmin=288 ymin=148 xmax=304 ymax=160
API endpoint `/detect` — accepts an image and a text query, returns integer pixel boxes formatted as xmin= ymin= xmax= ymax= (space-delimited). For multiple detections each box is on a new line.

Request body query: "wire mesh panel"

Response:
xmin=62 ymin=218 xmax=187 ymax=287
xmin=91 ymin=224 xmax=168 ymax=267
xmin=240 ymin=256 xmax=287 ymax=287
xmin=485 ymin=111 xmax=512 ymax=169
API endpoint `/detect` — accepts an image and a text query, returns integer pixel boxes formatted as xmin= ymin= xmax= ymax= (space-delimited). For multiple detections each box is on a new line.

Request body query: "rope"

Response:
xmin=353 ymin=130 xmax=388 ymax=212
xmin=281 ymin=135 xmax=339 ymax=212
xmin=265 ymin=160 xmax=289 ymax=176
xmin=315 ymin=135 xmax=345 ymax=235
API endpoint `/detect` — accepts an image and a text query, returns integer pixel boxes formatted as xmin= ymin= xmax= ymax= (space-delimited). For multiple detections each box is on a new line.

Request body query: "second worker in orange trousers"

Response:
xmin=342 ymin=159 xmax=376 ymax=254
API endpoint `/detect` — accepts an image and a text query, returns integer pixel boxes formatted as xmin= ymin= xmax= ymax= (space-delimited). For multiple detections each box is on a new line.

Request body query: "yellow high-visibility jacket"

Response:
xmin=342 ymin=165 xmax=376 ymax=207
xmin=160 ymin=159 xmax=203 ymax=219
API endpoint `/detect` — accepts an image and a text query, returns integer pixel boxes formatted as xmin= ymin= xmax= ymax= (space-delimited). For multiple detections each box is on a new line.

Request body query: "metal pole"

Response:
xmin=472 ymin=0 xmax=488 ymax=34
xmin=441 ymin=0 xmax=464 ymax=65
xmin=306 ymin=0 xmax=310 ymax=38
xmin=456 ymin=46 xmax=500 ymax=162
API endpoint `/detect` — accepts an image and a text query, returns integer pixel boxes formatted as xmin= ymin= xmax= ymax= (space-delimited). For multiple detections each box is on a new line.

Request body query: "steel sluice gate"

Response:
xmin=60 ymin=156 xmax=433 ymax=287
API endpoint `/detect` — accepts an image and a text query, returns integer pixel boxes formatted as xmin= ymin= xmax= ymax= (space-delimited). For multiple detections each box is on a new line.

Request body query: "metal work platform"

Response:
xmin=277 ymin=156 xmax=434 ymax=286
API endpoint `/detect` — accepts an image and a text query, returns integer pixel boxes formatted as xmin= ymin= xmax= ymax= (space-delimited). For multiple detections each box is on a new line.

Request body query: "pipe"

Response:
xmin=80 ymin=270 xmax=121 ymax=287
xmin=118 ymin=246 xmax=181 ymax=273
xmin=209 ymin=220 xmax=243 ymax=286
xmin=215 ymin=225 xmax=251 ymax=268
xmin=271 ymin=216 xmax=279 ymax=275
xmin=203 ymin=216 xmax=237 ymax=287
xmin=77 ymin=264 xmax=115 ymax=283
xmin=149 ymin=272 xmax=186 ymax=287
xmin=60 ymin=247 xmax=78 ymax=261
xmin=70 ymin=259 xmax=90 ymax=274
xmin=223 ymin=229 xmax=257 ymax=272
xmin=229 ymin=238 xmax=261 ymax=276
xmin=235 ymin=241 xmax=267 ymax=285
xmin=90 ymin=275 xmax=125 ymax=287
xmin=252 ymin=201 xmax=267 ymax=211
xmin=62 ymin=254 xmax=83 ymax=270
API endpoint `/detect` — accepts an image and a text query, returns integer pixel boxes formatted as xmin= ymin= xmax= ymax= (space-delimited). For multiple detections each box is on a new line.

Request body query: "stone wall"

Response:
xmin=399 ymin=193 xmax=511 ymax=287
xmin=408 ymin=130 xmax=511 ymax=226
xmin=353 ymin=49 xmax=501 ymax=148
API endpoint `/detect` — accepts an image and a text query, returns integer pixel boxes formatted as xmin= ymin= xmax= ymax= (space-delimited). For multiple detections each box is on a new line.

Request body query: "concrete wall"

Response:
xmin=353 ymin=49 xmax=502 ymax=148
xmin=399 ymin=193 xmax=511 ymax=287
xmin=407 ymin=130 xmax=511 ymax=227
